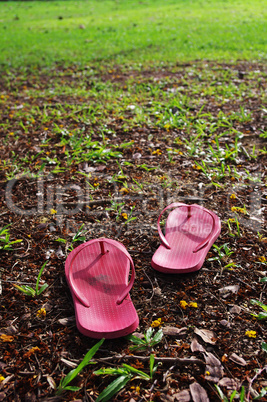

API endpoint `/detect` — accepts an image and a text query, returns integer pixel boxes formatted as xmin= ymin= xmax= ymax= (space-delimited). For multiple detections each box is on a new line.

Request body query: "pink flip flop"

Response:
xmin=151 ymin=203 xmax=221 ymax=274
xmin=65 ymin=238 xmax=139 ymax=339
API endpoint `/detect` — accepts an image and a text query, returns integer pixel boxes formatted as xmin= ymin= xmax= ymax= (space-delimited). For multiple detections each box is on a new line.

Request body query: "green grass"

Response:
xmin=1 ymin=61 xmax=266 ymax=183
xmin=0 ymin=0 xmax=266 ymax=68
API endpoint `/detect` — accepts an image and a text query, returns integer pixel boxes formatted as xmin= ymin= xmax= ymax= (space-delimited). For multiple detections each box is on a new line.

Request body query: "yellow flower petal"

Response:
xmin=119 ymin=187 xmax=129 ymax=194
xmin=245 ymin=330 xmax=256 ymax=338
xmin=231 ymin=206 xmax=246 ymax=214
xmin=189 ymin=302 xmax=198 ymax=308
xmin=151 ymin=318 xmax=162 ymax=327
xmin=180 ymin=300 xmax=188 ymax=309
xmin=0 ymin=334 xmax=14 ymax=342
xmin=37 ymin=308 xmax=46 ymax=319
xmin=193 ymin=164 xmax=202 ymax=170
xmin=152 ymin=149 xmax=162 ymax=155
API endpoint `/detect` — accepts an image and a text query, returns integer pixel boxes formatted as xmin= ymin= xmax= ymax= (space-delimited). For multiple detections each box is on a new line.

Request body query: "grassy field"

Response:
xmin=0 ymin=0 xmax=266 ymax=68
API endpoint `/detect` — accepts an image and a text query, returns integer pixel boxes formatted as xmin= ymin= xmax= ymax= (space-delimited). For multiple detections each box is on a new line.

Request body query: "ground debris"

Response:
xmin=189 ymin=382 xmax=209 ymax=402
xmin=0 ymin=61 xmax=266 ymax=401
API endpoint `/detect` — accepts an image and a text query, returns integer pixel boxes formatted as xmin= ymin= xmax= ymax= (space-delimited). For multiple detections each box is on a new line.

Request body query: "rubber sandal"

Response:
xmin=65 ymin=238 xmax=139 ymax=339
xmin=151 ymin=203 xmax=221 ymax=274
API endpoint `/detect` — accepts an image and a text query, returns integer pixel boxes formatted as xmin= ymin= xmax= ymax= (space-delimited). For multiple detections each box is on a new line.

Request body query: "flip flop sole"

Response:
xmin=152 ymin=204 xmax=221 ymax=273
xmin=65 ymin=240 xmax=139 ymax=339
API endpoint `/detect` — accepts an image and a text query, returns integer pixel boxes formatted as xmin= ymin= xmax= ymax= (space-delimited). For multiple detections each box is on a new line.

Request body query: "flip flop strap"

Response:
xmin=69 ymin=238 xmax=135 ymax=308
xmin=157 ymin=202 xmax=216 ymax=252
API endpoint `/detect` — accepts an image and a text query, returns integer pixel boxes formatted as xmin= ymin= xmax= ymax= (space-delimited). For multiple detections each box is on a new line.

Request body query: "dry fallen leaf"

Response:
xmin=154 ymin=287 xmax=162 ymax=297
xmin=204 ymin=352 xmax=224 ymax=382
xmin=194 ymin=328 xmax=217 ymax=344
xmin=159 ymin=394 xmax=174 ymax=401
xmin=229 ymin=304 xmax=242 ymax=314
xmin=0 ymin=392 xmax=6 ymax=401
xmin=58 ymin=317 xmax=76 ymax=326
xmin=131 ymin=332 xmax=144 ymax=339
xmin=163 ymin=327 xmax=187 ymax=336
xmin=4 ymin=325 xmax=17 ymax=335
xmin=173 ymin=389 xmax=191 ymax=401
xmin=60 ymin=358 xmax=78 ymax=369
xmin=219 ymin=320 xmax=231 ymax=328
xmin=47 ymin=375 xmax=56 ymax=390
xmin=229 ymin=353 xmax=247 ymax=366
xmin=218 ymin=377 xmax=238 ymax=390
xmin=190 ymin=382 xmax=209 ymax=402
xmin=191 ymin=337 xmax=206 ymax=353
xmin=219 ymin=285 xmax=239 ymax=298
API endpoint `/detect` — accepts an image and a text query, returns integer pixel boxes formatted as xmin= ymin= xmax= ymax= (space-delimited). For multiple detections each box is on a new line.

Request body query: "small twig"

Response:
xmin=14 ymin=236 xmax=31 ymax=258
xmin=129 ymin=249 xmax=152 ymax=254
xmin=247 ymin=365 xmax=267 ymax=400
xmin=0 ymin=211 xmax=9 ymax=217
xmin=231 ymin=275 xmax=257 ymax=292
xmin=84 ymin=373 xmax=95 ymax=402
xmin=11 ymin=261 xmax=19 ymax=274
xmin=149 ymin=379 xmax=158 ymax=393
xmin=62 ymin=196 xmax=133 ymax=207
xmin=163 ymin=365 xmax=176 ymax=382
xmin=141 ymin=268 xmax=155 ymax=301
xmin=94 ymin=354 xmax=205 ymax=367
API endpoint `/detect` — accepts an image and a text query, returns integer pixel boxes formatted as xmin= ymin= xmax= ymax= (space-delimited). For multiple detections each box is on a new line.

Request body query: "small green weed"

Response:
xmin=93 ymin=328 xmax=163 ymax=401
xmin=94 ymin=354 xmax=158 ymax=402
xmin=215 ymin=385 xmax=245 ymax=402
xmin=122 ymin=206 xmax=137 ymax=226
xmin=14 ymin=261 xmax=49 ymax=297
xmin=56 ymin=224 xmax=86 ymax=252
xmin=56 ymin=338 xmax=104 ymax=395
xmin=105 ymin=200 xmax=125 ymax=222
xmin=226 ymin=217 xmax=241 ymax=237
xmin=208 ymin=243 xmax=234 ymax=265
xmin=249 ymin=273 xmax=267 ymax=320
xmin=126 ymin=327 xmax=163 ymax=352
xmin=250 ymin=299 xmax=267 ymax=321
xmin=0 ymin=224 xmax=22 ymax=251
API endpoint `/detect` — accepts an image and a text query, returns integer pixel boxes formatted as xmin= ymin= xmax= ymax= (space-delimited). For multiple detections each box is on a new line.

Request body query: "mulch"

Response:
xmin=0 ymin=61 xmax=266 ymax=401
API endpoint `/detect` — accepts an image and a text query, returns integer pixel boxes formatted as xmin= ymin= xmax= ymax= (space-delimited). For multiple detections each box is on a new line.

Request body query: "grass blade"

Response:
xmin=150 ymin=354 xmax=155 ymax=379
xmin=36 ymin=261 xmax=48 ymax=294
xmin=61 ymin=338 xmax=104 ymax=388
xmin=96 ymin=375 xmax=131 ymax=402
xmin=13 ymin=284 xmax=35 ymax=297
xmin=122 ymin=364 xmax=150 ymax=380
xmin=250 ymin=299 xmax=267 ymax=312
xmin=37 ymin=283 xmax=49 ymax=296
